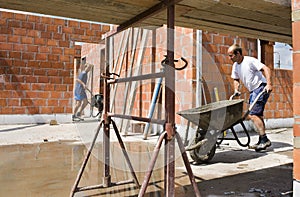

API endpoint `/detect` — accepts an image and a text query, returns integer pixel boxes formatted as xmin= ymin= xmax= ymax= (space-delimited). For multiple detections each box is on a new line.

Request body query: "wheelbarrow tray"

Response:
xmin=177 ymin=99 xmax=244 ymax=131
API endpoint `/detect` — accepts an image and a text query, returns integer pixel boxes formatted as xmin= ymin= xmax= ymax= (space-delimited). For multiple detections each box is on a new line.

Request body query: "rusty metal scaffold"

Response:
xmin=70 ymin=1 xmax=201 ymax=196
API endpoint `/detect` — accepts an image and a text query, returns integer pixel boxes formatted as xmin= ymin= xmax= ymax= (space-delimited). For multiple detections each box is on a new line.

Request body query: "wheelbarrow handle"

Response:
xmin=248 ymin=89 xmax=268 ymax=111
xmin=229 ymin=91 xmax=241 ymax=100
xmin=242 ymin=89 xmax=268 ymax=119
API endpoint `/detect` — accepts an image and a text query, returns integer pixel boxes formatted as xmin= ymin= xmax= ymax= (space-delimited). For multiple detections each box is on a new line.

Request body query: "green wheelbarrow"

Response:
xmin=177 ymin=90 xmax=267 ymax=163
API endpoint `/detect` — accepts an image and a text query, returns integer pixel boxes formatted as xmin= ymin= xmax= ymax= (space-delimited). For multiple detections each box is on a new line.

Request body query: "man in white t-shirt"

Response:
xmin=228 ymin=44 xmax=273 ymax=152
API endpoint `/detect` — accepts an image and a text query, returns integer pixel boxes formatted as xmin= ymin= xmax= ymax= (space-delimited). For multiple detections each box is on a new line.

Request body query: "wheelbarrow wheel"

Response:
xmin=190 ymin=143 xmax=216 ymax=163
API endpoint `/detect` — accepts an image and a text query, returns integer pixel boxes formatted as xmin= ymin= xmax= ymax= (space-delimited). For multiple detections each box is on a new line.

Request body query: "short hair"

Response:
xmin=229 ymin=44 xmax=243 ymax=55
xmin=84 ymin=63 xmax=94 ymax=69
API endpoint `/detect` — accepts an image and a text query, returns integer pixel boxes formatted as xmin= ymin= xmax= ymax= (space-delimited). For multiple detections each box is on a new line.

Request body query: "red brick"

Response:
xmin=48 ymin=99 xmax=58 ymax=106
xmin=33 ymin=38 xmax=47 ymax=45
xmin=0 ymin=99 xmax=6 ymax=106
xmin=30 ymin=84 xmax=43 ymax=91
xmin=59 ymin=55 xmax=71 ymax=62
xmin=294 ymin=85 xmax=300 ymax=115
xmin=13 ymin=107 xmax=26 ymax=114
xmin=294 ymin=123 xmax=300 ymax=137
xmin=44 ymin=84 xmax=55 ymax=91
xmin=0 ymin=27 xmax=12 ymax=34
xmin=62 ymin=27 xmax=73 ymax=34
xmin=102 ymin=25 xmax=110 ymax=32
xmin=22 ymin=21 xmax=34 ymax=29
xmin=59 ymin=41 xmax=70 ymax=47
xmin=0 ymin=43 xmax=13 ymax=50
xmin=53 ymin=106 xmax=65 ymax=113
xmin=13 ymin=28 xmax=26 ymax=36
xmin=35 ymin=23 xmax=46 ymax=31
xmin=18 ymin=83 xmax=31 ymax=90
xmin=9 ymin=51 xmax=21 ymax=59
xmin=22 ymin=53 xmax=34 ymax=60
xmin=15 ymin=13 xmax=26 ymax=21
xmin=38 ymin=76 xmax=49 ymax=83
xmin=292 ymin=21 xmax=300 ymax=51
xmin=33 ymin=99 xmax=46 ymax=106
xmin=41 ymin=17 xmax=53 ymax=24
xmin=48 ymin=54 xmax=59 ymax=61
xmin=25 ymin=76 xmax=37 ymax=83
xmin=26 ymin=29 xmax=39 ymax=37
xmin=27 ymin=107 xmax=39 ymax=114
xmin=47 ymin=39 xmax=58 ymax=46
xmin=37 ymin=91 xmax=50 ymax=98
xmin=8 ymin=35 xmax=20 ymax=43
xmin=80 ymin=22 xmax=90 ymax=29
xmin=53 ymin=18 xmax=65 ymax=26
xmin=53 ymin=33 xmax=63 ymax=40
xmin=40 ymin=106 xmax=53 ymax=114
xmin=21 ymin=98 xmax=33 ymax=106
xmin=27 ymin=45 xmax=38 ymax=52
xmin=28 ymin=15 xmax=40 ymax=23
xmin=12 ymin=44 xmax=25 ymax=52
xmin=52 ymin=47 xmax=63 ymax=54
xmin=7 ymin=98 xmax=19 ymax=106
xmin=50 ymin=77 xmax=62 ymax=84
xmin=1 ymin=12 xmax=14 ymax=19
xmin=8 ymin=19 xmax=21 ymax=28
xmin=51 ymin=92 xmax=62 ymax=98
xmin=294 ymin=148 xmax=300 ymax=180
xmin=69 ymin=21 xmax=79 ymax=28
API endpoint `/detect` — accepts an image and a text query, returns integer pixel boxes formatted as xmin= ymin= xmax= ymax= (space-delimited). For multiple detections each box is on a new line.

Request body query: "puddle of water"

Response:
xmin=0 ymin=140 xmax=186 ymax=197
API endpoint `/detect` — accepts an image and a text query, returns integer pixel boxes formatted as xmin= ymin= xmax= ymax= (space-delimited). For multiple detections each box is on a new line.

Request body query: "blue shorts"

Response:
xmin=74 ymin=92 xmax=87 ymax=101
xmin=249 ymin=83 xmax=269 ymax=116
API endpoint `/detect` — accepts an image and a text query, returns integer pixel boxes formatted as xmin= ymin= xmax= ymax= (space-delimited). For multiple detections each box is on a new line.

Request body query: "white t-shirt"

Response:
xmin=231 ymin=56 xmax=267 ymax=92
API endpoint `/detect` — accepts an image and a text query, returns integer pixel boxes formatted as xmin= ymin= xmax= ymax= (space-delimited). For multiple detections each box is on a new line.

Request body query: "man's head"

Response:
xmin=84 ymin=63 xmax=94 ymax=72
xmin=228 ymin=44 xmax=243 ymax=63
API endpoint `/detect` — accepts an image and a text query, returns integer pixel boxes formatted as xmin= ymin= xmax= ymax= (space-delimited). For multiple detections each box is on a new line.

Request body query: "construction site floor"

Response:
xmin=0 ymin=120 xmax=293 ymax=197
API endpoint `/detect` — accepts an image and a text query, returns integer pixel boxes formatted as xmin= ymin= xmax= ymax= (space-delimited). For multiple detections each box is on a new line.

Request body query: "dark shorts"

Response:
xmin=249 ymin=83 xmax=269 ymax=116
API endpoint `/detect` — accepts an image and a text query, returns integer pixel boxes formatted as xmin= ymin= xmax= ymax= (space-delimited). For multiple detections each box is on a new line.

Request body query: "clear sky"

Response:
xmin=274 ymin=42 xmax=293 ymax=70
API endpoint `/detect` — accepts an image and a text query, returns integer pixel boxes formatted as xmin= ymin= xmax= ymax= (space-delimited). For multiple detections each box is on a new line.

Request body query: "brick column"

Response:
xmin=260 ymin=40 xmax=274 ymax=68
xmin=292 ymin=0 xmax=300 ymax=195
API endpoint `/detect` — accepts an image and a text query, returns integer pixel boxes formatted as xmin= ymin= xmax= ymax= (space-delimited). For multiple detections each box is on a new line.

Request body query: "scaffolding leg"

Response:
xmin=111 ymin=119 xmax=140 ymax=187
xmin=70 ymin=120 xmax=104 ymax=197
xmin=138 ymin=129 xmax=201 ymax=196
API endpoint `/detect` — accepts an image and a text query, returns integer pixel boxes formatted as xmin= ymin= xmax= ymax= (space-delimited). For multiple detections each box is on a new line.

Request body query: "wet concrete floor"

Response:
xmin=0 ymin=122 xmax=294 ymax=197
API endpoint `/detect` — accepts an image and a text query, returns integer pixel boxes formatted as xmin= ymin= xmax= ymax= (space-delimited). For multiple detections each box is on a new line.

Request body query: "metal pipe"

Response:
xmin=165 ymin=2 xmax=175 ymax=196
xmin=107 ymin=72 xmax=165 ymax=84
xmin=175 ymin=132 xmax=201 ymax=197
xmin=103 ymin=36 xmax=111 ymax=187
xmin=111 ymin=119 xmax=140 ymax=187
xmin=108 ymin=113 xmax=165 ymax=125
xmin=143 ymin=77 xmax=163 ymax=139
xmin=138 ymin=131 xmax=167 ymax=196
xmin=69 ymin=120 xmax=104 ymax=197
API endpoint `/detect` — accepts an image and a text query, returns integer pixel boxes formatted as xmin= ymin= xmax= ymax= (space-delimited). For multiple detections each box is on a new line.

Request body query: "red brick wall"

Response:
xmin=202 ymin=32 xmax=293 ymax=119
xmin=108 ymin=27 xmax=293 ymax=126
xmin=0 ymin=11 xmax=110 ymax=115
xmin=0 ymin=10 xmax=293 ymax=123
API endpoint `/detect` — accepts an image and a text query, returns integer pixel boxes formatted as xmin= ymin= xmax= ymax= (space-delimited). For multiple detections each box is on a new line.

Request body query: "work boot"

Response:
xmin=255 ymin=139 xmax=271 ymax=152
xmin=249 ymin=137 xmax=261 ymax=149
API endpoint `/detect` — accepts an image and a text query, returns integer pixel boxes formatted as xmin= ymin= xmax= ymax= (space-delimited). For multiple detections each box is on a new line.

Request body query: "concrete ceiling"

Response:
xmin=0 ymin=0 xmax=292 ymax=44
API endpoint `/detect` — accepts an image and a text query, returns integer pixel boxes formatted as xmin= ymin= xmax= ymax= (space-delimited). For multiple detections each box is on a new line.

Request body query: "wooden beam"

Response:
xmin=117 ymin=0 xmax=183 ymax=33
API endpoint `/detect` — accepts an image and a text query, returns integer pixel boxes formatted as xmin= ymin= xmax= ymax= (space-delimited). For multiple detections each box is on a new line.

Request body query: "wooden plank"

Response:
xmin=122 ymin=29 xmax=150 ymax=134
xmin=139 ymin=15 xmax=292 ymax=43
xmin=119 ymin=28 xmax=141 ymax=132
xmin=110 ymin=28 xmax=131 ymax=111
xmin=0 ymin=0 xmax=292 ymax=44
